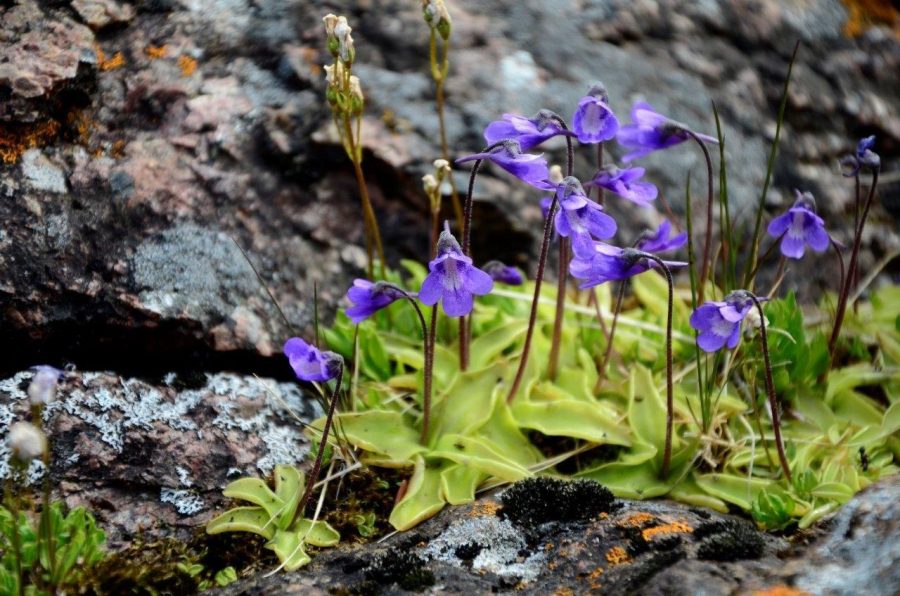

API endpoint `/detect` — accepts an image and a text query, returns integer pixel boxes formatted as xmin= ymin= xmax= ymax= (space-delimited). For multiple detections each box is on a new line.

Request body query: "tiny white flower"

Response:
xmin=9 ymin=422 xmax=47 ymax=463
xmin=28 ymin=366 xmax=62 ymax=406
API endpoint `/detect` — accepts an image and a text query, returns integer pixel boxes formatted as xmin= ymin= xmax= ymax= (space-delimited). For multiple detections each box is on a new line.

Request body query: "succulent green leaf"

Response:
xmin=431 ymin=434 xmax=532 ymax=482
xmin=389 ymin=456 xmax=447 ymax=531
xmin=294 ymin=519 xmax=341 ymax=546
xmin=578 ymin=460 xmax=673 ymax=499
xmin=222 ymin=477 xmax=284 ymax=521
xmin=331 ymin=410 xmax=425 ymax=464
xmin=266 ymin=530 xmax=311 ymax=571
xmin=468 ymin=321 xmax=527 ymax=369
xmin=428 ymin=366 xmax=505 ymax=442
xmin=273 ymin=465 xmax=304 ymax=529
xmin=694 ymin=473 xmax=772 ymax=510
xmin=440 ymin=464 xmax=483 ymax=505
xmin=511 ymin=399 xmax=630 ymax=446
xmin=206 ymin=506 xmax=275 ymax=540
xmin=810 ymin=482 xmax=854 ymax=503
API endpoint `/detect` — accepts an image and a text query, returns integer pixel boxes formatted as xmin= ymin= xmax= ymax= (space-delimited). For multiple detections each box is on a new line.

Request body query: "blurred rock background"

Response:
xmin=0 ymin=0 xmax=897 ymax=563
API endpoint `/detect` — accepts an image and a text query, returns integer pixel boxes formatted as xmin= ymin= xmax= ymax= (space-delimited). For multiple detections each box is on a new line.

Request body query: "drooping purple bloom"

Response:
xmin=766 ymin=190 xmax=829 ymax=259
xmin=457 ymin=140 xmax=554 ymax=190
xmin=553 ymin=177 xmax=617 ymax=259
xmin=588 ymin=165 xmax=658 ymax=206
xmin=569 ymin=244 xmax=686 ymax=289
xmin=636 ymin=220 xmax=687 ymax=254
xmin=482 ymin=261 xmax=523 ymax=285
xmin=483 ymin=110 xmax=567 ymax=152
xmin=616 ymin=101 xmax=718 ymax=162
xmin=345 ymin=279 xmax=407 ymax=323
xmin=843 ymin=135 xmax=880 ymax=176
xmin=419 ymin=223 xmax=493 ymax=317
xmin=689 ymin=290 xmax=760 ymax=352
xmin=284 ymin=337 xmax=342 ymax=382
xmin=572 ymin=84 xmax=619 ymax=144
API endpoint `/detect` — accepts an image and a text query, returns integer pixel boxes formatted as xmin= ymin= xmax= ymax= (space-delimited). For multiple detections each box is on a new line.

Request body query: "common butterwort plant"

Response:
xmin=210 ymin=18 xmax=897 ymax=573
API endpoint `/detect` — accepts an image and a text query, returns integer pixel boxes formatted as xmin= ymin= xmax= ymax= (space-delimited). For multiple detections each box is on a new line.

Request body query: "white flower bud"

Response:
xmin=422 ymin=0 xmax=452 ymax=39
xmin=333 ymin=17 xmax=355 ymax=64
xmin=549 ymin=164 xmax=564 ymax=185
xmin=323 ymin=14 xmax=340 ymax=37
xmin=423 ymin=174 xmax=438 ymax=194
xmin=9 ymin=422 xmax=47 ymax=463
xmin=348 ymin=75 xmax=364 ymax=115
xmin=743 ymin=306 xmax=768 ymax=337
xmin=433 ymin=158 xmax=450 ymax=173
xmin=28 ymin=367 xmax=61 ymax=406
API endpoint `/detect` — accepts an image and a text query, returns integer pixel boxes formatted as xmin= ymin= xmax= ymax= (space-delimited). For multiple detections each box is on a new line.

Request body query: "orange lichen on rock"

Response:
xmin=177 ymin=55 xmax=197 ymax=77
xmin=642 ymin=520 xmax=693 ymax=541
xmin=0 ymin=120 xmax=61 ymax=164
xmin=586 ymin=567 xmax=603 ymax=591
xmin=95 ymin=45 xmax=126 ymax=71
xmin=67 ymin=110 xmax=93 ymax=144
xmin=145 ymin=44 xmax=169 ymax=59
xmin=841 ymin=0 xmax=900 ymax=37
xmin=752 ymin=587 xmax=811 ymax=596
xmin=605 ymin=546 xmax=631 ymax=565
xmin=469 ymin=500 xmax=501 ymax=517
xmin=552 ymin=588 xmax=573 ymax=596
xmin=619 ymin=512 xmax=656 ymax=527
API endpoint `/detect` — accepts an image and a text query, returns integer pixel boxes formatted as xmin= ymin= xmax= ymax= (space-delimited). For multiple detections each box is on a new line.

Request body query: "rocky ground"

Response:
xmin=1 ymin=0 xmax=899 ymax=593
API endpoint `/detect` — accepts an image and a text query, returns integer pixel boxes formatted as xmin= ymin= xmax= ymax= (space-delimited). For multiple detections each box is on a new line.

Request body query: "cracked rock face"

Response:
xmin=0 ymin=0 xmax=897 ymax=378
xmin=0 ymin=368 xmax=320 ymax=546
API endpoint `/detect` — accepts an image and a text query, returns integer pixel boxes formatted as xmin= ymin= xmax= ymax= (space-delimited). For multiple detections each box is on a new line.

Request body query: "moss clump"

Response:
xmin=500 ymin=477 xmax=616 ymax=527
xmin=362 ymin=549 xmax=435 ymax=592
xmin=695 ymin=519 xmax=765 ymax=561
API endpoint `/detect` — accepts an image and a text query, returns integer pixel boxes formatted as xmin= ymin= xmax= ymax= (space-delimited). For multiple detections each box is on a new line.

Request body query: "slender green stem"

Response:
xmin=378 ymin=283 xmax=432 ymax=442
xmin=744 ymin=41 xmax=800 ymax=290
xmin=594 ymin=280 xmax=628 ymax=394
xmin=293 ymin=362 xmax=344 ymax=526
xmin=829 ymin=168 xmax=879 ymax=361
xmin=636 ymin=256 xmax=675 ymax=479
xmin=547 ymin=238 xmax=569 ymax=380
xmin=749 ymin=293 xmax=792 ymax=482
xmin=830 ymin=238 xmax=845 ymax=310
xmin=424 ymin=307 xmax=438 ymax=443
xmin=546 ymin=119 xmax=574 ymax=381
xmin=5 ymin=472 xmax=25 ymax=596
xmin=686 ymin=129 xmax=715 ymax=302
xmin=430 ymin=31 xmax=465 ymax=230
xmin=344 ymin=118 xmax=386 ymax=280
xmin=506 ymin=195 xmax=560 ymax=404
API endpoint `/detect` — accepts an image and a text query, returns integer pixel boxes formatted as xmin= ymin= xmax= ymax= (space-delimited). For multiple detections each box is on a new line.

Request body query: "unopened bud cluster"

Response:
xmin=423 ymin=159 xmax=452 ymax=213
xmin=422 ymin=0 xmax=452 ymax=40
xmin=323 ymin=14 xmax=364 ymax=118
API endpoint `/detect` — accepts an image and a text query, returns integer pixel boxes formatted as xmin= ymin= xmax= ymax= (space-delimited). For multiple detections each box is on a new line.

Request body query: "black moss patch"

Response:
xmin=695 ymin=519 xmax=765 ymax=562
xmin=615 ymin=549 xmax=686 ymax=595
xmin=500 ymin=477 xmax=616 ymax=527
xmin=361 ymin=549 xmax=435 ymax=592
xmin=454 ymin=542 xmax=483 ymax=561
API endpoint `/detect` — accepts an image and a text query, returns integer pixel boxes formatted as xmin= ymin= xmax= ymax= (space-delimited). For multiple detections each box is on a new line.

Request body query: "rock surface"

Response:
xmin=0 ymin=0 xmax=897 ymax=378
xmin=218 ymin=475 xmax=900 ymax=595
xmin=0 ymin=367 xmax=321 ymax=547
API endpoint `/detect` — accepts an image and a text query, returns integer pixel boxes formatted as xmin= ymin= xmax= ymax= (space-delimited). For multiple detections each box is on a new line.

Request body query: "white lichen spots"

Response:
xmin=64 ymin=453 xmax=80 ymax=467
xmin=160 ymin=487 xmax=205 ymax=516
xmin=163 ymin=372 xmax=177 ymax=386
xmin=256 ymin=426 xmax=308 ymax=476
xmin=421 ymin=515 xmax=547 ymax=583
xmin=226 ymin=467 xmax=244 ymax=477
xmin=176 ymin=466 xmax=193 ymax=487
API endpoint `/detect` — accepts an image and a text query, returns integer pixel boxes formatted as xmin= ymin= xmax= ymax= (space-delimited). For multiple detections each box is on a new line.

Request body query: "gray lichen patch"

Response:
xmin=421 ymin=514 xmax=548 ymax=583
xmin=130 ymin=223 xmax=259 ymax=324
xmin=0 ymin=368 xmax=321 ymax=542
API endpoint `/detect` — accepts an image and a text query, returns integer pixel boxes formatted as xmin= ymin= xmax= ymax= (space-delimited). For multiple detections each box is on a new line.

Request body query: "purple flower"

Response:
xmin=616 ymin=101 xmax=717 ymax=162
xmin=766 ymin=190 xmax=829 ymax=259
xmin=553 ymin=177 xmax=617 ymax=259
xmin=588 ymin=165 xmax=658 ymax=206
xmin=419 ymin=223 xmax=493 ymax=317
xmin=284 ymin=337 xmax=342 ymax=382
xmin=483 ymin=261 xmax=523 ymax=285
xmin=570 ymin=244 xmax=686 ymax=289
xmin=857 ymin=135 xmax=876 ymax=158
xmin=345 ymin=279 xmax=407 ymax=323
xmin=457 ymin=140 xmax=554 ymax=190
xmin=841 ymin=135 xmax=880 ymax=176
xmin=572 ymin=84 xmax=619 ymax=144
xmin=690 ymin=290 xmax=759 ymax=352
xmin=28 ymin=365 xmax=63 ymax=406
xmin=636 ymin=220 xmax=687 ymax=254
xmin=483 ymin=110 xmax=566 ymax=152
